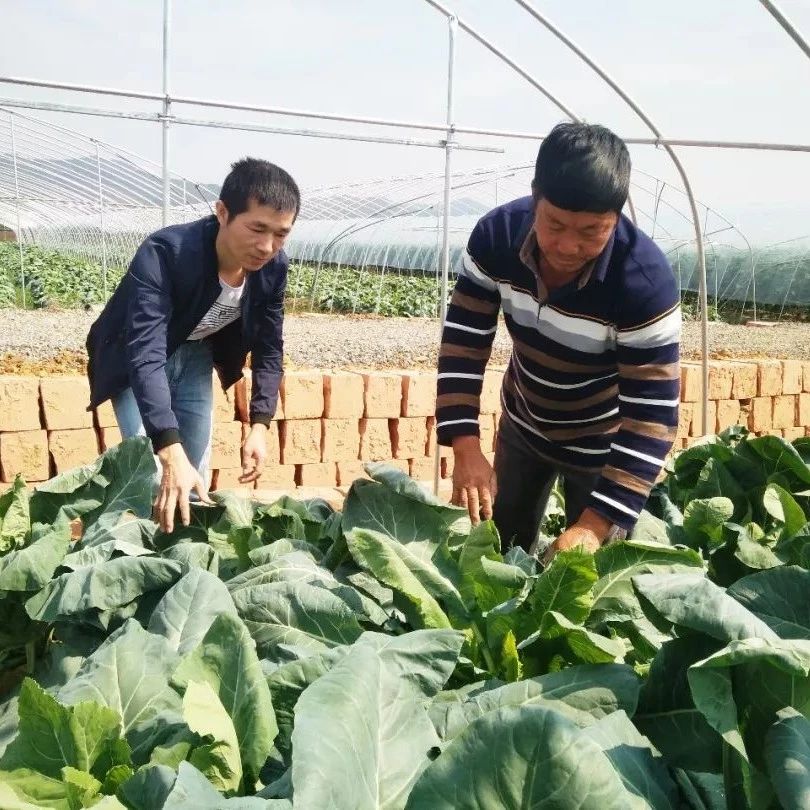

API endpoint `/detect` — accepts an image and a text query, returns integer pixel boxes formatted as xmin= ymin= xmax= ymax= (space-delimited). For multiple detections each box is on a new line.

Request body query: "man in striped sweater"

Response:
xmin=436 ymin=122 xmax=680 ymax=557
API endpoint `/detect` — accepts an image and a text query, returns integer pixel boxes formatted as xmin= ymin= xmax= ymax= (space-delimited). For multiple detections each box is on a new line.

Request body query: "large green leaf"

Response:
xmin=590 ymin=540 xmax=704 ymax=626
xmin=765 ymin=707 xmax=810 ymax=810
xmin=82 ymin=438 xmax=158 ymax=528
xmin=0 ymin=476 xmax=30 ymax=553
xmin=346 ymin=528 xmax=463 ymax=629
xmin=226 ymin=550 xmax=387 ymax=626
xmin=25 ymin=556 xmax=182 ymax=623
xmin=0 ymin=518 xmax=71 ymax=592
xmin=342 ymin=469 xmax=467 ymax=553
xmin=682 ymin=498 xmax=734 ymax=551
xmin=183 ymin=680 xmax=242 ymax=795
xmin=0 ymin=768 xmax=69 ymax=810
xmin=728 ymin=566 xmax=810 ymax=639
xmin=405 ymin=704 xmax=635 ymax=809
xmin=428 ymin=664 xmax=641 ymax=742
xmin=689 ymin=637 xmax=810 ymax=768
xmin=632 ymin=572 xmax=779 ymax=643
xmin=528 ymin=548 xmax=598 ymax=633
xmin=0 ymin=679 xmax=129 ymax=782
xmin=56 ymin=620 xmax=182 ymax=743
xmin=634 ymin=637 xmax=724 ymax=773
xmin=581 ymin=710 xmax=680 ymax=809
xmin=291 ymin=629 xmax=463 ymax=810
xmin=172 ymin=612 xmax=278 ymax=791
xmin=60 ymin=538 xmax=153 ymax=571
xmin=266 ymin=645 xmax=350 ymax=761
xmin=148 ymin=568 xmax=237 ymax=655
xmin=763 ymin=483 xmax=807 ymax=538
xmin=231 ymin=579 xmax=364 ymax=658
xmin=29 ymin=456 xmax=106 ymax=526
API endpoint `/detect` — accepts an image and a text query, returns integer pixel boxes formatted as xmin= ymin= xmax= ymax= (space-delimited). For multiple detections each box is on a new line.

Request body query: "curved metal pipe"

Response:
xmin=759 ymin=0 xmax=810 ymax=59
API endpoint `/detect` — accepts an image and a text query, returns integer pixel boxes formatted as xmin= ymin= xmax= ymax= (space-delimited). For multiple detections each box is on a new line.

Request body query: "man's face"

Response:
xmin=533 ymin=198 xmax=617 ymax=276
xmin=215 ymin=198 xmax=296 ymax=271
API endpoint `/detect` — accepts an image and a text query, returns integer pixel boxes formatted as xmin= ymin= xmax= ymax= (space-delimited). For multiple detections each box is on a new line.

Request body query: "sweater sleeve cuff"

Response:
xmin=151 ymin=428 xmax=182 ymax=453
xmin=250 ymin=414 xmax=273 ymax=428
xmin=436 ymin=419 xmax=481 ymax=447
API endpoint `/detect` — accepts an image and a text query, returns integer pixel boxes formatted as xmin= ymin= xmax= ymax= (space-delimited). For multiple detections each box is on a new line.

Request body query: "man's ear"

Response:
xmin=214 ymin=200 xmax=228 ymax=226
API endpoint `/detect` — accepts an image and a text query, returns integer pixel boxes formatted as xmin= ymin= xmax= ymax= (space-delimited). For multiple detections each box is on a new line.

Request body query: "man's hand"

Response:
xmin=155 ymin=442 xmax=213 ymax=533
xmin=543 ymin=507 xmax=612 ymax=564
xmin=451 ymin=435 xmax=498 ymax=525
xmin=240 ymin=424 xmax=268 ymax=484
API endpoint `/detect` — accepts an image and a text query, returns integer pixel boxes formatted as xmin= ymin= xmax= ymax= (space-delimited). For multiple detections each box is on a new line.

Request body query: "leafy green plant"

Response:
xmin=0 ymin=433 xmax=805 ymax=807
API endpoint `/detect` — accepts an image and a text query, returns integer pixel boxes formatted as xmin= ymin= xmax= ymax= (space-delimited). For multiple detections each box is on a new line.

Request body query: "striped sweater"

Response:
xmin=436 ymin=195 xmax=681 ymax=531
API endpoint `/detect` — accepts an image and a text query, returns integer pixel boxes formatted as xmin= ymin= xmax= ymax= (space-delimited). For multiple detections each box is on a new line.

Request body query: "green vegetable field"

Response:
xmin=0 ymin=428 xmax=808 ymax=808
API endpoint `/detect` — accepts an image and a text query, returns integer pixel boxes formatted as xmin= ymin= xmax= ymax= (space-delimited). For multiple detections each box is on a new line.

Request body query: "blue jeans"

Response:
xmin=112 ymin=340 xmax=214 ymax=483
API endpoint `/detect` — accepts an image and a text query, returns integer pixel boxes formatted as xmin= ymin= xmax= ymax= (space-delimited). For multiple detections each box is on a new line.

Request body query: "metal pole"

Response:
xmin=161 ymin=0 xmax=171 ymax=226
xmin=9 ymin=117 xmax=25 ymax=308
xmin=95 ymin=143 xmax=108 ymax=300
xmin=759 ymin=0 xmax=810 ymax=60
xmin=434 ymin=15 xmax=456 ymax=496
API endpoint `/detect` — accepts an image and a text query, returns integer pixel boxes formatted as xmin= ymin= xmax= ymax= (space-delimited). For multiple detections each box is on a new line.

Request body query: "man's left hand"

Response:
xmin=240 ymin=424 xmax=268 ymax=483
xmin=543 ymin=508 xmax=613 ymax=564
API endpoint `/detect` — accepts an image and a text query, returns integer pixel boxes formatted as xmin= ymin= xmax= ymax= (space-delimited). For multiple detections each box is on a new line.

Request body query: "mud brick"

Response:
xmin=799 ymin=394 xmax=810 ymax=428
xmin=803 ymin=362 xmax=810 ymax=394
xmin=298 ymin=462 xmax=338 ymax=488
xmin=336 ymin=460 xmax=371 ymax=487
xmin=707 ymin=362 xmax=734 ymax=400
xmin=676 ymin=402 xmax=694 ymax=439
xmin=282 ymin=372 xmax=324 ymax=420
xmin=409 ymin=457 xmax=436 ymax=482
xmin=731 ymin=362 xmax=758 ymax=400
xmin=0 ymin=430 xmax=49 ymax=482
xmin=40 ymin=377 xmax=94 ymax=430
xmin=211 ymin=468 xmax=254 ymax=495
xmin=256 ymin=463 xmax=297 ymax=490
xmin=783 ymin=427 xmax=805 ymax=442
xmin=441 ymin=454 xmax=454 ymax=479
xmin=758 ymin=360 xmax=783 ymax=397
xmin=480 ymin=369 xmax=504 ymax=414
xmin=280 ymin=419 xmax=322 ymax=465
xmin=359 ymin=418 xmax=392 ymax=461
xmin=772 ymin=395 xmax=797 ymax=430
xmin=212 ymin=377 xmax=235 ymax=423
xmin=400 ymin=371 xmax=437 ymax=417
xmin=425 ymin=416 xmax=453 ymax=458
xmin=390 ymin=417 xmax=428 ymax=459
xmin=680 ymin=364 xmax=701 ymax=403
xmin=690 ymin=399 xmax=717 ymax=437
xmin=0 ymin=376 xmax=41 ymax=431
xmin=94 ymin=399 xmax=118 ymax=429
xmin=748 ymin=397 xmax=773 ymax=432
xmin=48 ymin=428 xmax=99 ymax=472
xmin=362 ymin=372 xmax=402 ymax=418
xmin=322 ymin=418 xmax=360 ymax=462
xmin=781 ymin=360 xmax=803 ymax=395
xmin=716 ymin=400 xmax=742 ymax=432
xmin=210 ymin=421 xmax=243 ymax=468
xmin=99 ymin=425 xmax=123 ymax=451
xmin=323 ymin=372 xmax=364 ymax=419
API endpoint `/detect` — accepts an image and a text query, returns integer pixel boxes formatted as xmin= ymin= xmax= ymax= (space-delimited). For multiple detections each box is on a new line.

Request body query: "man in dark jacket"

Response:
xmin=87 ymin=157 xmax=299 ymax=532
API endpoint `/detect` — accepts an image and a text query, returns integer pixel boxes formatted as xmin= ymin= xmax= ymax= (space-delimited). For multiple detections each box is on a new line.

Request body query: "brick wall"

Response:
xmin=1 ymin=360 xmax=809 ymax=500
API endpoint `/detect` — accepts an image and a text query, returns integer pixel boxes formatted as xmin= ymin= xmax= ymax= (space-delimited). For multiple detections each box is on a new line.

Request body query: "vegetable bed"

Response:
xmin=0 ymin=428 xmax=807 ymax=809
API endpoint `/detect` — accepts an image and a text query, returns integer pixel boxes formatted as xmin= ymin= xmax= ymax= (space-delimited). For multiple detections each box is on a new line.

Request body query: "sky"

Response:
xmin=1 ymin=0 xmax=810 ymax=244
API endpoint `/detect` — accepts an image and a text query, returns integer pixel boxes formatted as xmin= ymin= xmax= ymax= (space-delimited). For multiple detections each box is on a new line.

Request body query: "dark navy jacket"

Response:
xmin=86 ymin=215 xmax=285 ymax=451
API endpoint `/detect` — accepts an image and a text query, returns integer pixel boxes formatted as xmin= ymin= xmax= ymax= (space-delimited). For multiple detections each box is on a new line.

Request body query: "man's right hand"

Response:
xmin=451 ymin=435 xmax=498 ymax=525
xmin=155 ymin=443 xmax=213 ymax=533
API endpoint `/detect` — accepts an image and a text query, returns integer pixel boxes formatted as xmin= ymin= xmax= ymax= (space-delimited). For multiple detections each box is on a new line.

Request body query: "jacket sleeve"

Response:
xmin=124 ymin=239 xmax=180 ymax=451
xmin=435 ymin=220 xmax=501 ymax=446
xmin=586 ymin=261 xmax=681 ymax=531
xmin=249 ymin=265 xmax=286 ymax=425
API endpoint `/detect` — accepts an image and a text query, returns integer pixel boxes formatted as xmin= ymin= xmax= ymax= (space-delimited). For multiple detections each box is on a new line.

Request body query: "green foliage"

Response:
xmin=0 ymin=434 xmax=806 ymax=807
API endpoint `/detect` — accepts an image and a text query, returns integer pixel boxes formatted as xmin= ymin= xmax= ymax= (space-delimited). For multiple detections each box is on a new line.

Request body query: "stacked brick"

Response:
xmin=4 ymin=359 xmax=810 ymax=498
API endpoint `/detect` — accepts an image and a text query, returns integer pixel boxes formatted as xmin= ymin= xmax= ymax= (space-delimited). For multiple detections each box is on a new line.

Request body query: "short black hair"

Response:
xmin=532 ymin=122 xmax=630 ymax=214
xmin=219 ymin=157 xmax=300 ymax=221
